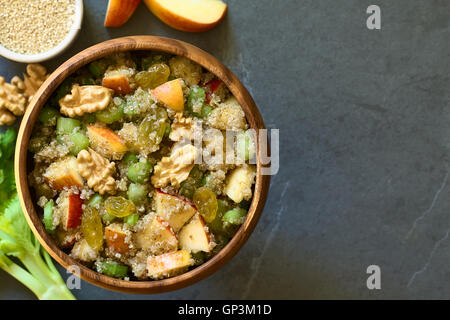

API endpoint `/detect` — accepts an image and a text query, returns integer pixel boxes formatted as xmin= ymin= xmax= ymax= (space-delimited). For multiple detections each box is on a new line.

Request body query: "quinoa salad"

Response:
xmin=28 ymin=51 xmax=257 ymax=280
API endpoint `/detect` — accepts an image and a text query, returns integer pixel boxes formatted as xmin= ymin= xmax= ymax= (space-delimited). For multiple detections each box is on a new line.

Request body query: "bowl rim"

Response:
xmin=15 ymin=36 xmax=271 ymax=294
xmin=0 ymin=0 xmax=84 ymax=63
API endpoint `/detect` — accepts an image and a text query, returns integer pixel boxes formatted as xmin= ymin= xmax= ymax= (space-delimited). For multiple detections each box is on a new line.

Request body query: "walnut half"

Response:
xmin=76 ymin=148 xmax=116 ymax=195
xmin=0 ymin=76 xmax=27 ymax=120
xmin=151 ymin=144 xmax=199 ymax=188
xmin=11 ymin=64 xmax=49 ymax=102
xmin=169 ymin=113 xmax=194 ymax=142
xmin=59 ymin=84 xmax=113 ymax=117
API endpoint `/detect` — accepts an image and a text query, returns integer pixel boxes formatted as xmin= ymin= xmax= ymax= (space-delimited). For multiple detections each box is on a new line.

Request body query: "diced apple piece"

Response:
xmin=155 ymin=189 xmax=196 ymax=232
xmin=105 ymin=224 xmax=131 ymax=255
xmin=179 ymin=214 xmax=213 ymax=253
xmin=104 ymin=0 xmax=141 ymax=27
xmin=102 ymin=74 xmax=132 ymax=95
xmin=224 ymin=165 xmax=256 ymax=203
xmin=135 ymin=215 xmax=178 ymax=255
xmin=147 ymin=250 xmax=192 ymax=279
xmin=61 ymin=193 xmax=84 ymax=229
xmin=143 ymin=0 xmax=227 ymax=32
xmin=70 ymin=239 xmax=98 ymax=262
xmin=43 ymin=156 xmax=84 ymax=191
xmin=87 ymin=125 xmax=128 ymax=160
xmin=151 ymin=79 xmax=184 ymax=111
xmin=203 ymin=78 xmax=224 ymax=104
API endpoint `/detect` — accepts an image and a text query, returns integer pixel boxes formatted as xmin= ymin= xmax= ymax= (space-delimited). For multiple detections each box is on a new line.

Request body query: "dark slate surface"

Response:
xmin=1 ymin=0 xmax=449 ymax=299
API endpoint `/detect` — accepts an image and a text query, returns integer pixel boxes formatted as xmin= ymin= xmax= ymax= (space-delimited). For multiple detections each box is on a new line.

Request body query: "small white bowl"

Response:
xmin=0 ymin=0 xmax=84 ymax=63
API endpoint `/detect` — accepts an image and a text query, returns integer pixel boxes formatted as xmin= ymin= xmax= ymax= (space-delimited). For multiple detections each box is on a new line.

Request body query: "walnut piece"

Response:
xmin=169 ymin=113 xmax=194 ymax=142
xmin=11 ymin=64 xmax=49 ymax=102
xmin=0 ymin=108 xmax=15 ymax=125
xmin=59 ymin=84 xmax=113 ymax=117
xmin=0 ymin=76 xmax=27 ymax=119
xmin=151 ymin=144 xmax=199 ymax=188
xmin=0 ymin=64 xmax=49 ymax=126
xmin=76 ymin=148 xmax=117 ymax=195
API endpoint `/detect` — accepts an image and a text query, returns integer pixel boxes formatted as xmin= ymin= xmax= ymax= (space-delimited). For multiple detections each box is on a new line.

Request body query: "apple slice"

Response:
xmin=105 ymin=224 xmax=131 ymax=255
xmin=147 ymin=250 xmax=192 ymax=279
xmin=102 ymin=74 xmax=132 ymax=95
xmin=202 ymin=78 xmax=224 ymax=104
xmin=61 ymin=193 xmax=84 ymax=230
xmin=179 ymin=214 xmax=213 ymax=253
xmin=151 ymin=79 xmax=184 ymax=111
xmin=43 ymin=156 xmax=84 ymax=191
xmin=135 ymin=215 xmax=178 ymax=255
xmin=155 ymin=189 xmax=196 ymax=232
xmin=224 ymin=165 xmax=256 ymax=203
xmin=143 ymin=0 xmax=227 ymax=32
xmin=104 ymin=0 xmax=141 ymax=27
xmin=87 ymin=125 xmax=128 ymax=160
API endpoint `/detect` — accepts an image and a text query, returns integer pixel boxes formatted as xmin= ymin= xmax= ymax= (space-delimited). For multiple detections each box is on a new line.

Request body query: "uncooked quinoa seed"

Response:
xmin=0 ymin=0 xmax=76 ymax=54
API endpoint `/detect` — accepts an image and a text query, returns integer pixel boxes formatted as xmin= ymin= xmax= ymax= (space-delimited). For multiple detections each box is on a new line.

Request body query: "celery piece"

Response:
xmin=88 ymin=194 xmax=103 ymax=208
xmin=97 ymin=261 xmax=128 ymax=278
xmin=56 ymin=117 xmax=80 ymax=135
xmin=43 ymin=200 xmax=54 ymax=234
xmin=123 ymin=213 xmax=139 ymax=226
xmin=223 ymin=208 xmax=247 ymax=225
xmin=39 ymin=107 xmax=59 ymax=124
xmin=69 ymin=132 xmax=89 ymax=155
xmin=95 ymin=99 xmax=125 ymax=124
xmin=127 ymin=161 xmax=153 ymax=183
xmin=127 ymin=183 xmax=147 ymax=205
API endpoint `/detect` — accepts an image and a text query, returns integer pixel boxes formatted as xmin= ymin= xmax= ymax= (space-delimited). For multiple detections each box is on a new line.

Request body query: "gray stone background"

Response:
xmin=1 ymin=0 xmax=449 ymax=299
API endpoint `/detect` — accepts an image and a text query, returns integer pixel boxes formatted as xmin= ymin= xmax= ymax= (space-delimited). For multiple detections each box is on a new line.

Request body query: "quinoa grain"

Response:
xmin=0 ymin=0 xmax=76 ymax=54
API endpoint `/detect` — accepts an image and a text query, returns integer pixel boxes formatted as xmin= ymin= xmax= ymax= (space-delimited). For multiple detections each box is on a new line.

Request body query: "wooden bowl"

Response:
xmin=15 ymin=36 xmax=270 ymax=294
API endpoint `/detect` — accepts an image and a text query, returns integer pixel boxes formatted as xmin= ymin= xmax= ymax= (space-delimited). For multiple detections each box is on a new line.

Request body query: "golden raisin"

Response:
xmin=81 ymin=206 xmax=104 ymax=251
xmin=193 ymin=187 xmax=218 ymax=223
xmin=104 ymin=196 xmax=136 ymax=218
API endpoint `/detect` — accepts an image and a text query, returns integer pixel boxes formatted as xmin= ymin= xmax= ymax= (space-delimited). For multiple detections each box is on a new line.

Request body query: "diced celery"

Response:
xmin=127 ymin=183 xmax=147 ymax=205
xmin=44 ymin=200 xmax=55 ymax=234
xmin=187 ymin=86 xmax=206 ymax=116
xmin=127 ymin=161 xmax=153 ymax=183
xmin=97 ymin=261 xmax=128 ymax=278
xmin=223 ymin=208 xmax=247 ymax=225
xmin=88 ymin=194 xmax=103 ymax=208
xmin=69 ymin=132 xmax=89 ymax=155
xmin=123 ymin=213 xmax=139 ymax=226
xmin=39 ymin=106 xmax=59 ymax=124
xmin=102 ymin=212 xmax=116 ymax=224
xmin=56 ymin=117 xmax=80 ymax=135
xmin=95 ymin=99 xmax=125 ymax=124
